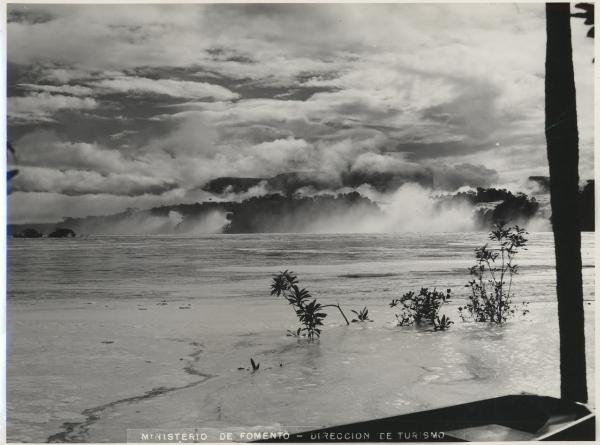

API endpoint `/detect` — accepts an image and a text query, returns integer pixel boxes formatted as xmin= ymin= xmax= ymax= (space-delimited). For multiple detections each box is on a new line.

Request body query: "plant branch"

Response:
xmin=484 ymin=258 xmax=497 ymax=283
xmin=322 ymin=304 xmax=350 ymax=325
xmin=500 ymin=248 xmax=506 ymax=286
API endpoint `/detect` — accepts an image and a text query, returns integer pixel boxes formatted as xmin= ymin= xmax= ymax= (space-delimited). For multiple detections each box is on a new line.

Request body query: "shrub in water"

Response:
xmin=459 ymin=223 xmax=530 ymax=324
xmin=390 ymin=287 xmax=452 ymax=329
xmin=351 ymin=307 xmax=373 ymax=322
xmin=433 ymin=315 xmax=454 ymax=331
xmin=271 ymin=270 xmax=351 ymax=341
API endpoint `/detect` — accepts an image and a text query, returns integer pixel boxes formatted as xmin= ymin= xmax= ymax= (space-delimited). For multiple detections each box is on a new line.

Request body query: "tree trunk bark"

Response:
xmin=545 ymin=3 xmax=587 ymax=403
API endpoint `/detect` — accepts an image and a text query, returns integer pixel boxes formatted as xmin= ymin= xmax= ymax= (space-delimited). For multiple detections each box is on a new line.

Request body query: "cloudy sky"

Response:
xmin=7 ymin=3 xmax=594 ymax=223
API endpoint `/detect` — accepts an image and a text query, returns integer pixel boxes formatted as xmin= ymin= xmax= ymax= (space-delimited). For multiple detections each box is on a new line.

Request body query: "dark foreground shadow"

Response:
xmin=259 ymin=394 xmax=594 ymax=442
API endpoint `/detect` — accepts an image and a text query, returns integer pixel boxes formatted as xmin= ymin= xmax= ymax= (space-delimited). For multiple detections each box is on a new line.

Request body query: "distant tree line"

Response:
xmin=12 ymin=227 xmax=76 ymax=238
xmin=8 ymin=184 xmax=595 ymax=236
xmin=150 ymin=191 xmax=382 ymax=233
xmin=441 ymin=183 xmax=594 ymax=231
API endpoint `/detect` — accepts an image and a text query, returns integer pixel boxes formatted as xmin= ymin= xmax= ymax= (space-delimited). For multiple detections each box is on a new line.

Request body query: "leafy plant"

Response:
xmin=296 ymin=299 xmax=327 ymax=341
xmin=271 ymin=270 xmax=349 ymax=341
xmin=287 ymin=284 xmax=312 ymax=308
xmin=390 ymin=288 xmax=452 ymax=330
xmin=394 ymin=311 xmax=414 ymax=327
xmin=270 ymin=270 xmax=298 ymax=297
xmin=459 ymin=223 xmax=530 ymax=324
xmin=351 ymin=307 xmax=373 ymax=322
xmin=433 ymin=315 xmax=454 ymax=331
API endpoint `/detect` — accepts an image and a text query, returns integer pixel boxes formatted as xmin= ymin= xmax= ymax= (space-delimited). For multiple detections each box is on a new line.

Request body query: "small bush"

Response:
xmin=48 ymin=227 xmax=76 ymax=238
xmin=459 ymin=223 xmax=530 ymax=324
xmin=433 ymin=315 xmax=453 ymax=331
xmin=271 ymin=270 xmax=350 ymax=341
xmin=13 ymin=228 xmax=43 ymax=238
xmin=351 ymin=307 xmax=373 ymax=322
xmin=390 ymin=288 xmax=452 ymax=329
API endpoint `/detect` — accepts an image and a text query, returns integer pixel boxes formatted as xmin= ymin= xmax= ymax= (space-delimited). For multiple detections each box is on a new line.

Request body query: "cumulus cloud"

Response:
xmin=351 ymin=152 xmax=417 ymax=175
xmin=14 ymin=130 xmax=146 ymax=174
xmin=8 ymin=189 xmax=188 ymax=224
xmin=88 ymin=76 xmax=239 ymax=100
xmin=110 ymin=130 xmax=138 ymax=140
xmin=41 ymin=67 xmax=124 ymax=83
xmin=5 ymin=3 xmax=594 ymax=223
xmin=17 ymin=83 xmax=94 ymax=96
xmin=244 ymin=138 xmax=315 ymax=175
xmin=12 ymin=167 xmax=177 ymax=196
xmin=8 ymin=92 xmax=98 ymax=123
xmin=430 ymin=163 xmax=500 ymax=191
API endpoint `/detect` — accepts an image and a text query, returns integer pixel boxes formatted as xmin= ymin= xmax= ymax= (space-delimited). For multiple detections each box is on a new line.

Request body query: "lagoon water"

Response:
xmin=7 ymin=232 xmax=595 ymax=442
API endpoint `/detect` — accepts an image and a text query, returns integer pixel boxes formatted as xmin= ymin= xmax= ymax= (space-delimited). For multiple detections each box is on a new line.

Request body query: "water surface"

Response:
xmin=7 ymin=233 xmax=595 ymax=442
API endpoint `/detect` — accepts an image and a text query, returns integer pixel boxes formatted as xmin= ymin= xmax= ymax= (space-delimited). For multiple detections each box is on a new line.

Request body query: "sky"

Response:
xmin=6 ymin=3 xmax=595 ymax=224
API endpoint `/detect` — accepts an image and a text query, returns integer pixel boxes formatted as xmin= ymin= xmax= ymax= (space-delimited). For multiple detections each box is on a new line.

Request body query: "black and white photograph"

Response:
xmin=4 ymin=2 xmax=596 ymax=442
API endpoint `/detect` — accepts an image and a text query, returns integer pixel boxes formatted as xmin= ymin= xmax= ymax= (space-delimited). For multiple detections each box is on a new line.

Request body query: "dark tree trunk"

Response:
xmin=545 ymin=3 xmax=587 ymax=403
